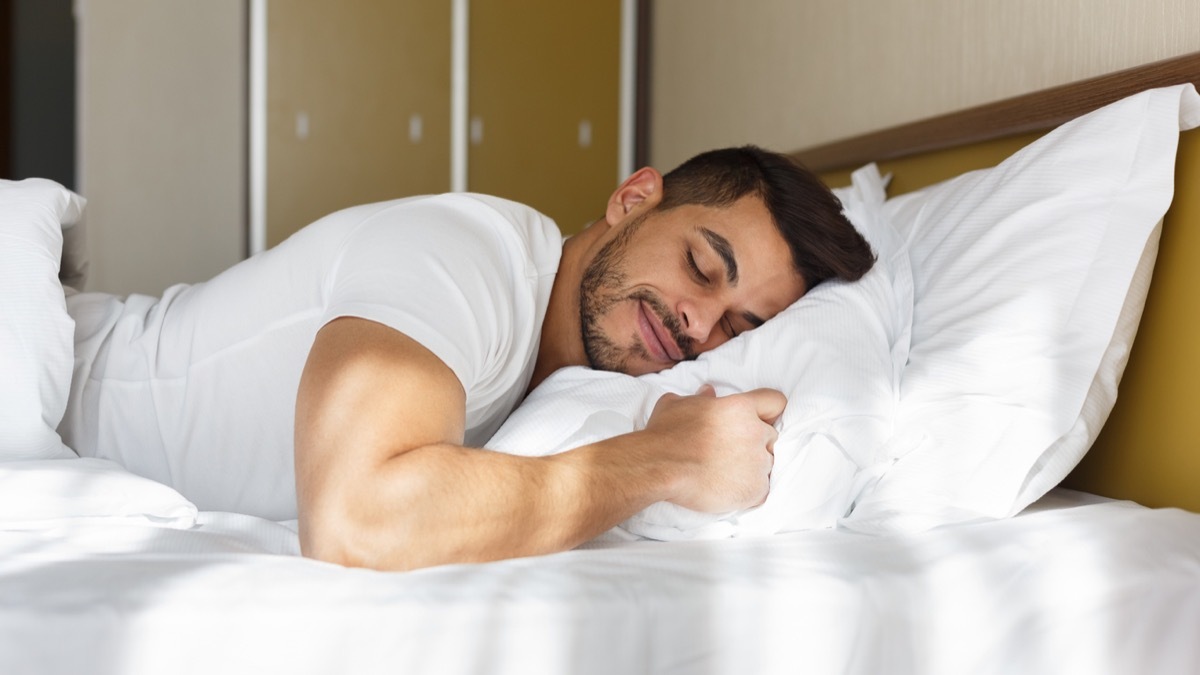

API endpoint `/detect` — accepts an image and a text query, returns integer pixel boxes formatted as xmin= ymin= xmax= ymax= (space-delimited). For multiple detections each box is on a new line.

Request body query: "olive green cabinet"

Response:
xmin=264 ymin=0 xmax=623 ymax=247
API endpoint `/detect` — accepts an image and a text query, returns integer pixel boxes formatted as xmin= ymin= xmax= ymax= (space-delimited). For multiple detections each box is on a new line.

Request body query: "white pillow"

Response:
xmin=841 ymin=83 xmax=1200 ymax=534
xmin=487 ymin=164 xmax=913 ymax=540
xmin=0 ymin=457 xmax=198 ymax=530
xmin=0 ymin=178 xmax=85 ymax=462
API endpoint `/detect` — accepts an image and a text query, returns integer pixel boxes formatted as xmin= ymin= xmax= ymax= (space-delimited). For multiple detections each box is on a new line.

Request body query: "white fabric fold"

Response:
xmin=0 ymin=458 xmax=198 ymax=530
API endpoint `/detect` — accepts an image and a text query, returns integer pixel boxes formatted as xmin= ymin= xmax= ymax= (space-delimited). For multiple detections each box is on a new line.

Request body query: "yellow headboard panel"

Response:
xmin=1067 ymin=130 xmax=1200 ymax=510
xmin=799 ymin=54 xmax=1200 ymax=512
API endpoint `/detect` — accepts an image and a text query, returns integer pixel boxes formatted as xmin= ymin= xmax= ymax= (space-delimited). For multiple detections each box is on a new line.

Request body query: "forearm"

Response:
xmin=299 ymin=432 xmax=677 ymax=571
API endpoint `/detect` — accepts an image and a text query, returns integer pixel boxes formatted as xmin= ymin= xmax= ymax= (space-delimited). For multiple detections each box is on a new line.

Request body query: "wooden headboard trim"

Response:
xmin=792 ymin=52 xmax=1200 ymax=174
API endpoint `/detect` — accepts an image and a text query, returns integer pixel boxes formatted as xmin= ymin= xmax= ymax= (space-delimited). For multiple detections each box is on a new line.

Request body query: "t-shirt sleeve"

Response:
xmin=321 ymin=196 xmax=532 ymax=395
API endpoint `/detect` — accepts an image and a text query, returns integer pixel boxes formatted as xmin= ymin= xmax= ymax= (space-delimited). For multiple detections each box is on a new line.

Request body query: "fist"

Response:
xmin=644 ymin=386 xmax=785 ymax=513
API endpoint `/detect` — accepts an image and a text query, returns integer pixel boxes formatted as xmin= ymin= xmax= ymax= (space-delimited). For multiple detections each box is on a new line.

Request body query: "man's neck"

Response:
xmin=529 ymin=220 xmax=607 ymax=392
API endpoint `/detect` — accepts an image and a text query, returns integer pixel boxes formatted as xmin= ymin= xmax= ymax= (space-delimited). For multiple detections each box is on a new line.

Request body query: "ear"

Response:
xmin=605 ymin=167 xmax=663 ymax=227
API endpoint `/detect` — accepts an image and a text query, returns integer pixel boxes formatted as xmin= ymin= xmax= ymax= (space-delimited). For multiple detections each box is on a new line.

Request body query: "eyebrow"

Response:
xmin=699 ymin=227 xmax=766 ymax=329
xmin=699 ymin=227 xmax=739 ymax=285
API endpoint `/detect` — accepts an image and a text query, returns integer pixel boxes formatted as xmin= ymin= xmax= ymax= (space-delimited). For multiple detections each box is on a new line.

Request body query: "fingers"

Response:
xmin=647 ymin=383 xmax=781 ymax=514
xmin=741 ymin=388 xmax=787 ymax=424
xmin=764 ymin=424 xmax=778 ymax=456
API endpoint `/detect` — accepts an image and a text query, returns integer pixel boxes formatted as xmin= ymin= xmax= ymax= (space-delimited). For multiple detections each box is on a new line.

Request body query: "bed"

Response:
xmin=2 ymin=55 xmax=1200 ymax=675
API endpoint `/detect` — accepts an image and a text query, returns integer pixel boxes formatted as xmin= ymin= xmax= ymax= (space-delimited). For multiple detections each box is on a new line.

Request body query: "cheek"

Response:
xmin=595 ymin=296 xmax=637 ymax=338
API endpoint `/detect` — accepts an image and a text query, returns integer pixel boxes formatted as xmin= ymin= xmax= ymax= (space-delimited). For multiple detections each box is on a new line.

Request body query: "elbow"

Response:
xmin=294 ymin=454 xmax=482 ymax=571
xmin=297 ymin=490 xmax=411 ymax=571
xmin=300 ymin=513 xmax=427 ymax=571
xmin=298 ymin=506 xmax=372 ymax=569
xmin=296 ymin=474 xmax=431 ymax=571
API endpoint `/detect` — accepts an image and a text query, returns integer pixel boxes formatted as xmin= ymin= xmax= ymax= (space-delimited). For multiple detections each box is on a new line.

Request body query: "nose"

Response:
xmin=678 ymin=298 xmax=725 ymax=346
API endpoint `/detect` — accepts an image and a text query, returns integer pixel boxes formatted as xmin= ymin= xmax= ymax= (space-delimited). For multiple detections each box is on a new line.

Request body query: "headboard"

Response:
xmin=792 ymin=53 xmax=1200 ymax=513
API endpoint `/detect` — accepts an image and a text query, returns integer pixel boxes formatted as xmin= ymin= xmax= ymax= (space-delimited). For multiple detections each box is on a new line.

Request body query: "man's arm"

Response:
xmin=295 ymin=316 xmax=782 ymax=571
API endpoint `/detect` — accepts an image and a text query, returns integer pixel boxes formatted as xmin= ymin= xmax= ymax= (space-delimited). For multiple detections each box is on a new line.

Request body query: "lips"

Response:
xmin=637 ymin=300 xmax=684 ymax=362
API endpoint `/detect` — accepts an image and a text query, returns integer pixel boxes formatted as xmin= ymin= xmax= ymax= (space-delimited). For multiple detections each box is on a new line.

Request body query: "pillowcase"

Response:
xmin=841 ymin=83 xmax=1200 ymax=534
xmin=486 ymin=164 xmax=913 ymax=540
xmin=0 ymin=457 xmax=198 ymax=530
xmin=0 ymin=178 xmax=85 ymax=462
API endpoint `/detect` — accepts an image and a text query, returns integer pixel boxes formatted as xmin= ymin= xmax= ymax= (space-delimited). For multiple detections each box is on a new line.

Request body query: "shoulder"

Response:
xmin=349 ymin=194 xmax=561 ymax=274
xmin=454 ymin=193 xmax=563 ymax=270
xmin=324 ymin=193 xmax=563 ymax=319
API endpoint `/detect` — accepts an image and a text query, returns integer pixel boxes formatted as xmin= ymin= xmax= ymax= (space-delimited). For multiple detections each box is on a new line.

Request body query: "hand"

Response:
xmin=643 ymin=385 xmax=785 ymax=513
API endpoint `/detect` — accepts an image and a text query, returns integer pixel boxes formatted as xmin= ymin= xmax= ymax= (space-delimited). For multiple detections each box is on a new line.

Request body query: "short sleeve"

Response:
xmin=322 ymin=195 xmax=537 ymax=399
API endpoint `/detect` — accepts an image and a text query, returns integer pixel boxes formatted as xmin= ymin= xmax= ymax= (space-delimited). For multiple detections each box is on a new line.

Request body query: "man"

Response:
xmin=59 ymin=146 xmax=874 ymax=571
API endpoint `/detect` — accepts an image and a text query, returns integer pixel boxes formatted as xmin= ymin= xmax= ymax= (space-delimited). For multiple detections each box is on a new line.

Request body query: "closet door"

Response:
xmin=266 ymin=0 xmax=451 ymax=247
xmin=468 ymin=0 xmax=622 ymax=235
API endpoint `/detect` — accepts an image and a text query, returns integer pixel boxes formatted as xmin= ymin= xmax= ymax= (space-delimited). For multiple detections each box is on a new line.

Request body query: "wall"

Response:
xmin=649 ymin=0 xmax=1200 ymax=169
xmin=77 ymin=0 xmax=245 ymax=296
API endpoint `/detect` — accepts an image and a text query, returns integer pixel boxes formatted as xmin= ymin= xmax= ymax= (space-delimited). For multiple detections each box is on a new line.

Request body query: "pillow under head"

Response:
xmin=841 ymin=83 xmax=1200 ymax=534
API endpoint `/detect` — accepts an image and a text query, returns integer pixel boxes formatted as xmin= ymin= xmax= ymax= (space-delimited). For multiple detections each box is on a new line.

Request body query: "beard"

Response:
xmin=579 ymin=213 xmax=696 ymax=373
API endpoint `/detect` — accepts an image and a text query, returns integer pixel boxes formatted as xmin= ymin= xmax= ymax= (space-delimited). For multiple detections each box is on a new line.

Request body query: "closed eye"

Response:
xmin=721 ymin=315 xmax=738 ymax=338
xmin=686 ymin=249 xmax=710 ymax=284
xmin=725 ymin=312 xmax=763 ymax=339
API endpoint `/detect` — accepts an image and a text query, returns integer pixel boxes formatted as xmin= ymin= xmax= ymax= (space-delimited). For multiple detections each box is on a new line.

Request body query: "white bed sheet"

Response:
xmin=1 ymin=483 xmax=1198 ymax=675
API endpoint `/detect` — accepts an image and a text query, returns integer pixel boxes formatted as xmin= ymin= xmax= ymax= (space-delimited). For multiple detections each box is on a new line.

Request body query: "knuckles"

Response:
xmin=646 ymin=388 xmax=781 ymax=513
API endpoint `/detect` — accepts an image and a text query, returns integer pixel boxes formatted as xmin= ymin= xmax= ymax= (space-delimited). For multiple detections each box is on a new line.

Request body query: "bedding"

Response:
xmin=1 ymin=460 xmax=1197 ymax=675
xmin=0 ymin=457 xmax=197 ymax=530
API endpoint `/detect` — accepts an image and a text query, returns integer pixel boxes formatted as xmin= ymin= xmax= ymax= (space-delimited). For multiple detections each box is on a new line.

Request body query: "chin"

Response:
xmin=585 ymin=298 xmax=680 ymax=375
xmin=614 ymin=343 xmax=675 ymax=376
xmin=584 ymin=331 xmax=666 ymax=376
xmin=627 ymin=359 xmax=673 ymax=376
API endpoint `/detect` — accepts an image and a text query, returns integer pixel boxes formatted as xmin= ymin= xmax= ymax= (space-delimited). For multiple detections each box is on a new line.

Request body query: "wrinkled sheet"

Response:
xmin=1 ymin=483 xmax=1197 ymax=675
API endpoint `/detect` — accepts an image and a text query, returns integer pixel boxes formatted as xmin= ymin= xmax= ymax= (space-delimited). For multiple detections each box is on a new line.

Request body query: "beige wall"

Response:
xmin=78 ymin=0 xmax=245 ymax=296
xmin=650 ymin=0 xmax=1200 ymax=169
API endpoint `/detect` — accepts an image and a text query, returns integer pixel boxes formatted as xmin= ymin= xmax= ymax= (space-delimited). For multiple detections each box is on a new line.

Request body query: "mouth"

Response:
xmin=636 ymin=300 xmax=684 ymax=363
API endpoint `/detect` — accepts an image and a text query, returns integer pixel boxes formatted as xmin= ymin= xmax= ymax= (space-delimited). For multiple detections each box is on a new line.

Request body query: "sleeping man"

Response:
xmin=37 ymin=146 xmax=874 ymax=570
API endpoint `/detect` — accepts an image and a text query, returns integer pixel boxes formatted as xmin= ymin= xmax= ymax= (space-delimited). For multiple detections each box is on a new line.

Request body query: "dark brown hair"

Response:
xmin=659 ymin=145 xmax=875 ymax=287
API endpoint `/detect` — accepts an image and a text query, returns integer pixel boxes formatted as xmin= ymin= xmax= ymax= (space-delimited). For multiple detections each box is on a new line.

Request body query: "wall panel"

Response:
xmin=78 ymin=0 xmax=245 ymax=295
xmin=266 ymin=0 xmax=451 ymax=247
xmin=469 ymin=0 xmax=621 ymax=234
xmin=650 ymin=0 xmax=1200 ymax=168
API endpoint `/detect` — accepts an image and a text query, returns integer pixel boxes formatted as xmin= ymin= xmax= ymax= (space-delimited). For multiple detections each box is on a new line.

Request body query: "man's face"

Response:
xmin=580 ymin=194 xmax=806 ymax=376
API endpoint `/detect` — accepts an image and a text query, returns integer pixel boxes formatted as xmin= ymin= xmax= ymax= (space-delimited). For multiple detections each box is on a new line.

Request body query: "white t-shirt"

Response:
xmin=59 ymin=194 xmax=563 ymax=520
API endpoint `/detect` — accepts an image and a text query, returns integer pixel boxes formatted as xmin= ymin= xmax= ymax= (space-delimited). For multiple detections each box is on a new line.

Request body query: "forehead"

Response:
xmin=659 ymin=195 xmax=806 ymax=311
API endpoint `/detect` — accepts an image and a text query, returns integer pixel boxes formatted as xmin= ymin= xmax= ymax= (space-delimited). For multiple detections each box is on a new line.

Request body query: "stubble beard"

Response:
xmin=579 ymin=214 xmax=695 ymax=374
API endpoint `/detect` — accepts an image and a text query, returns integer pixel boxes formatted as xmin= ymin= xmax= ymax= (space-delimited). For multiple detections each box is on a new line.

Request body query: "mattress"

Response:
xmin=2 ymin=482 xmax=1197 ymax=675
